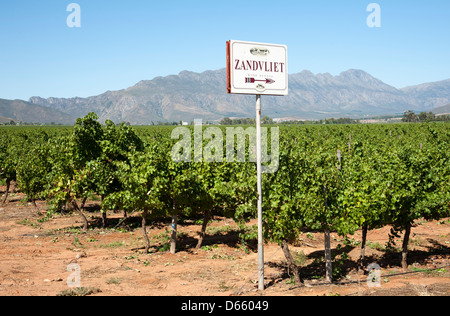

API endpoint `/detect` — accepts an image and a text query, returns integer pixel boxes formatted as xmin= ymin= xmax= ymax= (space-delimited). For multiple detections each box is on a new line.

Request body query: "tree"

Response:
xmin=104 ymin=137 xmax=195 ymax=254
xmin=418 ymin=112 xmax=435 ymax=122
xmin=262 ymin=116 xmax=273 ymax=125
xmin=341 ymin=133 xmax=393 ymax=268
xmin=93 ymin=120 xmax=144 ymax=227
xmin=263 ymin=138 xmax=305 ymax=285
xmin=385 ymin=126 xmax=450 ymax=270
xmin=0 ymin=132 xmax=18 ymax=204
xmin=402 ymin=111 xmax=417 ymax=123
xmin=14 ymin=131 xmax=53 ymax=213
xmin=299 ymin=149 xmax=351 ymax=282
xmin=194 ymin=159 xmax=257 ymax=250
xmin=220 ymin=117 xmax=232 ymax=126
xmin=46 ymin=113 xmax=104 ymax=230
xmin=103 ymin=143 xmax=165 ymax=253
xmin=164 ymin=155 xmax=197 ymax=254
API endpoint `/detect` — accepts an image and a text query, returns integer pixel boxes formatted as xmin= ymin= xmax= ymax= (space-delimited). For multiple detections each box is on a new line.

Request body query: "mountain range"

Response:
xmin=2 ymin=69 xmax=450 ymax=124
xmin=433 ymin=103 xmax=450 ymax=115
xmin=0 ymin=98 xmax=74 ymax=124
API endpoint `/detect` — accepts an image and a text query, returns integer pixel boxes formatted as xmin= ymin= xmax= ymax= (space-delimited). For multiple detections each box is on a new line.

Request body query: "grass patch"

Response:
xmin=56 ymin=287 xmax=101 ymax=296
xmin=99 ymin=241 xmax=127 ymax=248
xmin=105 ymin=277 xmax=121 ymax=285
xmin=16 ymin=219 xmax=40 ymax=228
xmin=410 ymin=266 xmax=448 ymax=277
xmin=367 ymin=241 xmax=385 ymax=252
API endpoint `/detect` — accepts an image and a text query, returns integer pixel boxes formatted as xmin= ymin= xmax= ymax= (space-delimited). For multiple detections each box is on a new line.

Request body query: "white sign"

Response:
xmin=227 ymin=40 xmax=288 ymax=96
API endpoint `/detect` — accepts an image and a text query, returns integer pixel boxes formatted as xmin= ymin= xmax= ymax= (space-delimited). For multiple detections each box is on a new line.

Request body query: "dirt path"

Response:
xmin=0 ymin=191 xmax=449 ymax=296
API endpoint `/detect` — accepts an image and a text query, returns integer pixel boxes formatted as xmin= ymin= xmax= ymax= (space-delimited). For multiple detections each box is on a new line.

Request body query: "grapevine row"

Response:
xmin=0 ymin=114 xmax=449 ymax=284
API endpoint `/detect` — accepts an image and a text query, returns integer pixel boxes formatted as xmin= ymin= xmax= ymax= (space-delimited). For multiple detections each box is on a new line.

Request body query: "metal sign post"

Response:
xmin=256 ymin=94 xmax=264 ymax=291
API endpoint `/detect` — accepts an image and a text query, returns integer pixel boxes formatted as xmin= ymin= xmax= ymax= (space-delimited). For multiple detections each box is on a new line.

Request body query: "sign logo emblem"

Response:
xmin=256 ymin=84 xmax=266 ymax=92
xmin=250 ymin=47 xmax=270 ymax=56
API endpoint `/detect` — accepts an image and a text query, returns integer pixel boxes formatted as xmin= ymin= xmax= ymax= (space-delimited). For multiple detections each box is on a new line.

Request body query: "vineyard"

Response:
xmin=0 ymin=114 xmax=449 ymax=296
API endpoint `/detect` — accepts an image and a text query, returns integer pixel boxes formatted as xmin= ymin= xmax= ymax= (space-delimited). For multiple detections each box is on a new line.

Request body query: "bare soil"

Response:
xmin=0 ymin=187 xmax=449 ymax=296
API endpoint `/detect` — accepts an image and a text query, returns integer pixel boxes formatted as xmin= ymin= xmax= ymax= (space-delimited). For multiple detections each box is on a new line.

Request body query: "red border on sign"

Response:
xmin=226 ymin=41 xmax=231 ymax=94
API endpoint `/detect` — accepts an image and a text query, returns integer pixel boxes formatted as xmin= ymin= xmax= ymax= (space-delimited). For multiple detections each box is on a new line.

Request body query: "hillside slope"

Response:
xmin=22 ymin=69 xmax=450 ymax=124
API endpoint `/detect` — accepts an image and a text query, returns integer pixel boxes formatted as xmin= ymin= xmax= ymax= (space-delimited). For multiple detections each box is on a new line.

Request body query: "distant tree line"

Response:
xmin=220 ymin=116 xmax=361 ymax=125
xmin=220 ymin=116 xmax=273 ymax=125
xmin=402 ymin=111 xmax=450 ymax=123
xmin=0 ymin=121 xmax=67 ymax=126
xmin=220 ymin=112 xmax=450 ymax=126
xmin=220 ymin=117 xmax=360 ymax=125
xmin=4 ymin=111 xmax=447 ymax=127
xmin=0 ymin=120 xmax=18 ymax=126
xmin=154 ymin=121 xmax=179 ymax=126
xmin=282 ymin=117 xmax=360 ymax=125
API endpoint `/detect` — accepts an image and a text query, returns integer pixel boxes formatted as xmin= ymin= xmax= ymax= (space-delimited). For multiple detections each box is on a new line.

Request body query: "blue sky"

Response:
xmin=0 ymin=0 xmax=449 ymax=100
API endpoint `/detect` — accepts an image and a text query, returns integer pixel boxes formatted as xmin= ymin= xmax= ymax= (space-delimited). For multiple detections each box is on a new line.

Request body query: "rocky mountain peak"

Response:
xmin=14 ymin=69 xmax=450 ymax=124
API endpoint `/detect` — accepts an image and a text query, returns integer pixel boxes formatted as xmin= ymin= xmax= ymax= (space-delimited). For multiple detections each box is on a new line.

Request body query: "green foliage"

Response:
xmin=262 ymin=123 xmax=449 ymax=278
xmin=1 ymin=116 xmax=448 ymax=274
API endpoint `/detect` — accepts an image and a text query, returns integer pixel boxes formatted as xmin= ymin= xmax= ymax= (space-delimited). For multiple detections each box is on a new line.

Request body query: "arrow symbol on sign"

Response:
xmin=245 ymin=78 xmax=276 ymax=84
